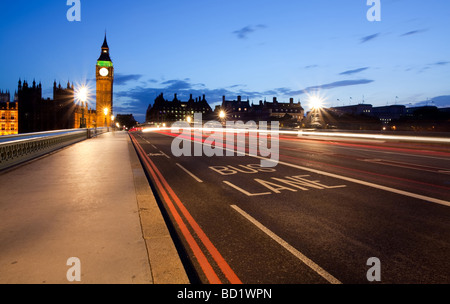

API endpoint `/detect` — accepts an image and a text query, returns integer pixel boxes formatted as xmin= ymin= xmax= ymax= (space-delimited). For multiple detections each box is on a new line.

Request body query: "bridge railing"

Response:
xmin=0 ymin=127 xmax=108 ymax=171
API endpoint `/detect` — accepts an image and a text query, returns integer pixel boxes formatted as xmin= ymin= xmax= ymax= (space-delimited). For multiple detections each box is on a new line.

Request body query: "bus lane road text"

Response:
xmin=209 ymin=164 xmax=347 ymax=197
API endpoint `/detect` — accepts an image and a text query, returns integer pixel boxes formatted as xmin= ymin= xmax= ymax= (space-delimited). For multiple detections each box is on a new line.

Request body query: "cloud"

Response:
xmin=433 ymin=61 xmax=450 ymax=66
xmin=115 ymin=80 xmax=234 ymax=109
xmin=413 ymin=95 xmax=450 ymax=108
xmin=117 ymin=78 xmax=375 ymax=108
xmin=400 ymin=29 xmax=427 ymax=37
xmin=233 ymin=24 xmax=267 ymax=39
xmin=114 ymin=78 xmax=375 ymax=122
xmin=304 ymin=64 xmax=319 ymax=69
xmin=417 ymin=61 xmax=450 ymax=73
xmin=114 ymin=73 xmax=143 ymax=86
xmin=160 ymin=79 xmax=192 ymax=91
xmin=227 ymin=84 xmax=246 ymax=89
xmin=339 ymin=67 xmax=369 ymax=76
xmin=292 ymin=79 xmax=374 ymax=95
xmin=360 ymin=33 xmax=380 ymax=43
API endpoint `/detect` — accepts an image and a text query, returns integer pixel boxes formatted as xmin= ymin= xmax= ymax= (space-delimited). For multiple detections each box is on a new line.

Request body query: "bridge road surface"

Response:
xmin=130 ymin=130 xmax=450 ymax=284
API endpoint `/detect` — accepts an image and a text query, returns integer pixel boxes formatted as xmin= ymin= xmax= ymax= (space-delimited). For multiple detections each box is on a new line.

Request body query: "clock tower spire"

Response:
xmin=96 ymin=33 xmax=114 ymax=128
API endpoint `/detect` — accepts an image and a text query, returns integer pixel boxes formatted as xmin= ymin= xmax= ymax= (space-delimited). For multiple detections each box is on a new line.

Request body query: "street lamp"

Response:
xmin=309 ymin=96 xmax=323 ymax=110
xmin=219 ymin=110 xmax=226 ymax=119
xmin=76 ymin=86 xmax=88 ymax=128
xmin=308 ymin=94 xmax=325 ymax=128
xmin=103 ymin=107 xmax=109 ymax=129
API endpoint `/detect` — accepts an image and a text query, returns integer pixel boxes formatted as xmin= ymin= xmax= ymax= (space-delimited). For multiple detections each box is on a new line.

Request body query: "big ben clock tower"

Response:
xmin=96 ymin=34 xmax=114 ymax=127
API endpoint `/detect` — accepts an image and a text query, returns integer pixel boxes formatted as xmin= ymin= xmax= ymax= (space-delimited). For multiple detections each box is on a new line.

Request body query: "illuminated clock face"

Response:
xmin=99 ymin=67 xmax=109 ymax=77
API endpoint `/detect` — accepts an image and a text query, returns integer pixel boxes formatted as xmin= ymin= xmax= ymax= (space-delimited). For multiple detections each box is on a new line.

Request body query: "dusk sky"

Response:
xmin=1 ymin=0 xmax=449 ymax=122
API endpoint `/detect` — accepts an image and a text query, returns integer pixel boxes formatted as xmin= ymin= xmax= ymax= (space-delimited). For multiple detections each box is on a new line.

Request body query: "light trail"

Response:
xmin=140 ymin=126 xmax=450 ymax=144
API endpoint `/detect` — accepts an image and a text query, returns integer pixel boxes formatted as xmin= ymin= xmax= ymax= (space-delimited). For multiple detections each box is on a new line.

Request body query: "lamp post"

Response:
xmin=80 ymin=102 xmax=87 ymax=128
xmin=103 ymin=107 xmax=109 ymax=131
xmin=309 ymin=96 xmax=323 ymax=128
xmin=219 ymin=110 xmax=226 ymax=125
xmin=76 ymin=86 xmax=88 ymax=128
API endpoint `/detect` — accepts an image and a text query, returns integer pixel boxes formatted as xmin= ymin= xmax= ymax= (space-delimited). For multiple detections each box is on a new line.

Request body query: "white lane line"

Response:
xmin=159 ymin=150 xmax=170 ymax=159
xmin=230 ymin=204 xmax=342 ymax=285
xmin=156 ymin=132 xmax=450 ymax=207
xmin=260 ymin=156 xmax=450 ymax=207
xmin=361 ymin=158 xmax=450 ymax=174
xmin=247 ymin=153 xmax=450 ymax=207
xmin=246 ymin=152 xmax=450 ymax=207
xmin=176 ymin=163 xmax=203 ymax=183
xmin=329 ymin=144 xmax=450 ymax=161
xmin=223 ymin=181 xmax=271 ymax=196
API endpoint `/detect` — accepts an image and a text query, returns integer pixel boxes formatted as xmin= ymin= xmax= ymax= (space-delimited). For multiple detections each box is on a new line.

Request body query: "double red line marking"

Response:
xmin=130 ymin=134 xmax=242 ymax=284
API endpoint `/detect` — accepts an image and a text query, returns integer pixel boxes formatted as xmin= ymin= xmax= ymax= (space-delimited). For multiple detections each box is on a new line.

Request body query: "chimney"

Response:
xmin=222 ymin=96 xmax=226 ymax=103
xmin=290 ymin=98 xmax=294 ymax=104
xmin=273 ymin=97 xmax=277 ymax=103
xmin=237 ymin=96 xmax=241 ymax=102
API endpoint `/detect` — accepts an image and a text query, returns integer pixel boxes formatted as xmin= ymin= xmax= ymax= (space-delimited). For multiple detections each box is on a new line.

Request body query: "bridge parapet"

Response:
xmin=0 ymin=128 xmax=108 ymax=171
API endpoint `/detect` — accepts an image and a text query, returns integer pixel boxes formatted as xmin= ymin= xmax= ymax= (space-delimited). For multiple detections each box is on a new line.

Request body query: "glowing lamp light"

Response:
xmin=76 ymin=86 xmax=88 ymax=103
xmin=309 ymin=96 xmax=323 ymax=110
xmin=103 ymin=108 xmax=109 ymax=116
xmin=219 ymin=110 xmax=226 ymax=119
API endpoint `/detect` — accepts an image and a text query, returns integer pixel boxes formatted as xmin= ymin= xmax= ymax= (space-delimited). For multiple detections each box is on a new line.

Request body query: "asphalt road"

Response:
xmin=130 ymin=129 xmax=450 ymax=284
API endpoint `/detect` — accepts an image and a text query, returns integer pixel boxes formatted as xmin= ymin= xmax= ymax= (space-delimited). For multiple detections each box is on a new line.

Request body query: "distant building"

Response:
xmin=146 ymin=93 xmax=213 ymax=122
xmin=217 ymin=96 xmax=304 ymax=123
xmin=16 ymin=79 xmax=95 ymax=134
xmin=330 ymin=103 xmax=409 ymax=125
xmin=259 ymin=97 xmax=304 ymax=122
xmin=17 ymin=79 xmax=44 ymax=133
xmin=324 ymin=102 xmax=449 ymax=131
xmin=405 ymin=105 xmax=438 ymax=117
xmin=371 ymin=105 xmax=406 ymax=125
xmin=219 ymin=95 xmax=251 ymax=121
xmin=0 ymin=91 xmax=18 ymax=136
xmin=95 ymin=34 xmax=114 ymax=128
xmin=397 ymin=105 xmax=449 ymax=132
xmin=439 ymin=107 xmax=450 ymax=114
xmin=330 ymin=104 xmax=373 ymax=116
xmin=1 ymin=35 xmax=116 ymax=135
xmin=116 ymin=114 xmax=137 ymax=129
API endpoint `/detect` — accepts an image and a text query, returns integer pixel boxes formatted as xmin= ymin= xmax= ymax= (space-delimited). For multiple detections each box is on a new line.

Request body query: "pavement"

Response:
xmin=0 ymin=131 xmax=189 ymax=284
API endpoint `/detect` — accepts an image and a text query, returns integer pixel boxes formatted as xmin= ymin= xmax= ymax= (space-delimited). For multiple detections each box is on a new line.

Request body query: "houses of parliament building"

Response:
xmin=0 ymin=35 xmax=114 ymax=136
